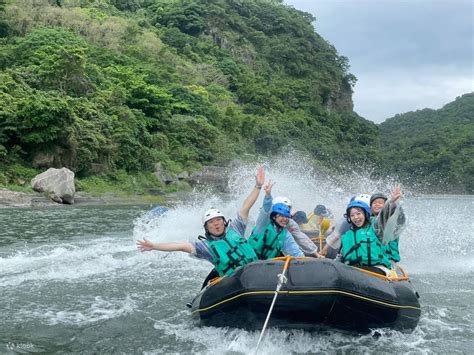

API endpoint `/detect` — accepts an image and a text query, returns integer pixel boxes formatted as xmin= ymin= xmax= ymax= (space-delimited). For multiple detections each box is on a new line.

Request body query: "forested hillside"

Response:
xmin=379 ymin=93 xmax=474 ymax=193
xmin=0 ymin=0 xmax=471 ymax=194
xmin=0 ymin=0 xmax=378 ymax=188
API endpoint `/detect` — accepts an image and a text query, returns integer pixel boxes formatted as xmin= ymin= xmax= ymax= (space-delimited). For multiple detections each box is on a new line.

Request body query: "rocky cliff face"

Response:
xmin=202 ymin=5 xmax=356 ymax=114
xmin=326 ymin=84 xmax=354 ymax=111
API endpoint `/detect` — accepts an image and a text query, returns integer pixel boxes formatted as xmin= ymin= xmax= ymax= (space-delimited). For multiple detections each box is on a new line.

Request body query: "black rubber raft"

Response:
xmin=190 ymin=258 xmax=421 ymax=332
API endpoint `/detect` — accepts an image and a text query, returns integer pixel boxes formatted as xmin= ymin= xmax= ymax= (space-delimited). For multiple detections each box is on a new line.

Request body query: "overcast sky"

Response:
xmin=284 ymin=0 xmax=474 ymax=123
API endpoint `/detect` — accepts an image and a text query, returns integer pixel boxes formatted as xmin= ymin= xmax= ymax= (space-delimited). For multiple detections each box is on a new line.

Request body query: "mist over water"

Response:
xmin=1 ymin=153 xmax=473 ymax=354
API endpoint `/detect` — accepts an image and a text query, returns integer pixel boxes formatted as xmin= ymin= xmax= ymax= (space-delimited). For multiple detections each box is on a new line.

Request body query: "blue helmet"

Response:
xmin=271 ymin=203 xmax=291 ymax=218
xmin=345 ymin=200 xmax=371 ymax=223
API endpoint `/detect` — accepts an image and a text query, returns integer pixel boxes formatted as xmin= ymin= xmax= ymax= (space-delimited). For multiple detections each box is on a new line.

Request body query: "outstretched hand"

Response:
xmin=390 ymin=185 xmax=402 ymax=203
xmin=255 ymin=166 xmax=265 ymax=187
xmin=264 ymin=179 xmax=275 ymax=197
xmin=136 ymin=238 xmax=154 ymax=252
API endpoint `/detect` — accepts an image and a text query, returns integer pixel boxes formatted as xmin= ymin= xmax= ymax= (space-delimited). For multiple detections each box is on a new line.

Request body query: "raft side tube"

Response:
xmin=191 ymin=258 xmax=420 ymax=332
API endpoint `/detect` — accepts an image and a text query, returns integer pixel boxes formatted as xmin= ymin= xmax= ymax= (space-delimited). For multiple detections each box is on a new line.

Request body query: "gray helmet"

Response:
xmin=370 ymin=192 xmax=387 ymax=206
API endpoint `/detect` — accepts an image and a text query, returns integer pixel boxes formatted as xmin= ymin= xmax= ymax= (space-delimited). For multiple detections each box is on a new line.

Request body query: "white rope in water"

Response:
xmin=255 ymin=271 xmax=288 ymax=353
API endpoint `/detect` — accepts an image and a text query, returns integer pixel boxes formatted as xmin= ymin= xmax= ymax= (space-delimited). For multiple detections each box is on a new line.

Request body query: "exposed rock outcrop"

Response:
xmin=326 ymin=87 xmax=354 ymax=111
xmin=189 ymin=166 xmax=229 ymax=192
xmin=32 ymin=152 xmax=55 ymax=169
xmin=31 ymin=167 xmax=75 ymax=204
xmin=0 ymin=189 xmax=58 ymax=208
xmin=0 ymin=189 xmax=35 ymax=208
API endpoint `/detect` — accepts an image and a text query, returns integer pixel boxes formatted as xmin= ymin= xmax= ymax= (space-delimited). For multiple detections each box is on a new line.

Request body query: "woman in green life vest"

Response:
xmin=370 ymin=186 xmax=406 ymax=266
xmin=248 ymin=180 xmax=304 ymax=259
xmin=340 ymin=200 xmax=391 ymax=275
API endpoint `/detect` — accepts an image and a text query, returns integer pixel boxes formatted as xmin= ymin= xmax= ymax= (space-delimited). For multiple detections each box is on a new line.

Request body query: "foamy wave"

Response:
xmin=18 ymin=296 xmax=137 ymax=326
xmin=0 ymin=240 xmax=129 ymax=286
xmin=0 ymin=233 xmax=213 ymax=288
xmin=145 ymin=322 xmax=435 ymax=355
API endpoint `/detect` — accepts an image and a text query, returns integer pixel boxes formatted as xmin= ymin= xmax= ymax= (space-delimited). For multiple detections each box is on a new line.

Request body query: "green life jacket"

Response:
xmin=341 ymin=221 xmax=391 ymax=268
xmin=248 ymin=223 xmax=286 ymax=260
xmin=206 ymin=229 xmax=258 ymax=277
xmin=384 ymin=238 xmax=400 ymax=262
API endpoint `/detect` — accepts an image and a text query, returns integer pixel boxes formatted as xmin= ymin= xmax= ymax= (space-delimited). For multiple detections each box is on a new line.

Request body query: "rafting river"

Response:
xmin=1 ymin=163 xmax=473 ymax=354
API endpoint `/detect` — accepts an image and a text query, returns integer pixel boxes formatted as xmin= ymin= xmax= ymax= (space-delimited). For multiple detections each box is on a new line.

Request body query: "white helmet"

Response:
xmin=351 ymin=194 xmax=371 ymax=206
xmin=273 ymin=196 xmax=292 ymax=207
xmin=202 ymin=208 xmax=225 ymax=225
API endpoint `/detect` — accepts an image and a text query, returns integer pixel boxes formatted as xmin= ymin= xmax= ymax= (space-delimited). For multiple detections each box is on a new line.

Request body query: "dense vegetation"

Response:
xmin=0 ymin=0 xmax=376 ymax=185
xmin=379 ymin=93 xmax=474 ymax=193
xmin=0 ymin=0 xmax=471 ymax=194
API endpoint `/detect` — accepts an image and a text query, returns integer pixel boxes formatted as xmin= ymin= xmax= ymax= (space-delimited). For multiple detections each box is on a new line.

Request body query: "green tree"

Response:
xmin=379 ymin=93 xmax=474 ymax=193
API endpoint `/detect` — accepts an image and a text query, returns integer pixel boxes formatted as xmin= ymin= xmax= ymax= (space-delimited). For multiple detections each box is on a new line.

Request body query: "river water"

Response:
xmin=1 ymin=163 xmax=473 ymax=354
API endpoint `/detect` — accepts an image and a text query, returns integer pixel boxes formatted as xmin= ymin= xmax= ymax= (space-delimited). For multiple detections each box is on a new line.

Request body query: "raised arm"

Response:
xmin=239 ymin=166 xmax=265 ymax=221
xmin=282 ymin=231 xmax=304 ymax=257
xmin=136 ymin=238 xmax=194 ymax=254
xmin=380 ymin=185 xmax=403 ymax=223
xmin=286 ymin=219 xmax=320 ymax=256
xmin=374 ymin=187 xmax=406 ymax=244
xmin=390 ymin=185 xmax=402 ymax=204
xmin=262 ymin=179 xmax=275 ymax=212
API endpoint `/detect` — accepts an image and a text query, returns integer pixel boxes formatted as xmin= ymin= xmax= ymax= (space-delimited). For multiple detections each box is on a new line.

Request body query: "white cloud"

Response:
xmin=354 ymin=67 xmax=474 ymax=122
xmin=284 ymin=0 xmax=474 ymax=122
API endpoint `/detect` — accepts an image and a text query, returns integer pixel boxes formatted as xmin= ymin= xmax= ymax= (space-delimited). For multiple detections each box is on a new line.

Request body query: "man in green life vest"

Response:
xmin=136 ymin=166 xmax=265 ymax=279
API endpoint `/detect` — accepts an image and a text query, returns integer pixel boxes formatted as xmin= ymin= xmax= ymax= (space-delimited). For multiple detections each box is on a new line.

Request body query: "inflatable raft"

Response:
xmin=190 ymin=258 xmax=421 ymax=332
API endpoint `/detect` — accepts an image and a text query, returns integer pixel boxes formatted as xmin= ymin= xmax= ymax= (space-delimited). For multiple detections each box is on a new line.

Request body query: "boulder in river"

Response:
xmin=31 ymin=167 xmax=75 ymax=204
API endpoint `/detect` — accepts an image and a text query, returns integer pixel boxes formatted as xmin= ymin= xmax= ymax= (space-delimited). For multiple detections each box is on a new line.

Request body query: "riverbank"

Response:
xmin=0 ymin=164 xmax=232 ymax=208
xmin=0 ymin=188 xmax=178 ymax=208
